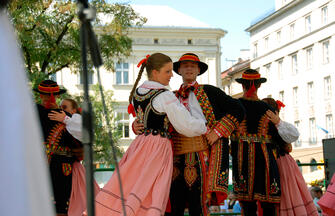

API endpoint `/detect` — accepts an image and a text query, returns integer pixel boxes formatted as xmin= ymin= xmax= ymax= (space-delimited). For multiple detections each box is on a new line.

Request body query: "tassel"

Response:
xmin=127 ymin=103 xmax=136 ymax=117
xmin=246 ymin=81 xmax=256 ymax=97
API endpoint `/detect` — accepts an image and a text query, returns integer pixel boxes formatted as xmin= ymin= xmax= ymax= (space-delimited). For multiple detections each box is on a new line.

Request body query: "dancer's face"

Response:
xmin=151 ymin=62 xmax=173 ymax=86
xmin=61 ymin=100 xmax=76 ymax=114
xmin=178 ymin=61 xmax=200 ymax=84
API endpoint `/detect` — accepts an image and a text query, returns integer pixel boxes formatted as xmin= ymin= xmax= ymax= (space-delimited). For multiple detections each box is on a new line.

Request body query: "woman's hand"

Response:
xmin=48 ymin=110 xmax=66 ymax=122
xmin=266 ymin=110 xmax=280 ymax=126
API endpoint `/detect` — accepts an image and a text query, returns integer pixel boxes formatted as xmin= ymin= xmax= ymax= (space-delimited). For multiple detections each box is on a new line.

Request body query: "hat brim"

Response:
xmin=173 ymin=60 xmax=208 ymax=76
xmin=235 ymin=77 xmax=267 ymax=84
xmin=33 ymin=88 xmax=67 ymax=95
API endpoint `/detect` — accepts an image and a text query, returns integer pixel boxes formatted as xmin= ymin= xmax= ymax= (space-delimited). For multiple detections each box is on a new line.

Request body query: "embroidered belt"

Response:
xmin=143 ymin=128 xmax=171 ymax=139
xmin=172 ymin=133 xmax=208 ymax=155
xmin=46 ymin=149 xmax=73 ymax=157
xmin=231 ymin=135 xmax=271 ymax=143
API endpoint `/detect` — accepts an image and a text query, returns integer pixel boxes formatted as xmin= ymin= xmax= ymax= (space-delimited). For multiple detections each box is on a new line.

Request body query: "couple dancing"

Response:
xmin=93 ymin=52 xmax=245 ymax=216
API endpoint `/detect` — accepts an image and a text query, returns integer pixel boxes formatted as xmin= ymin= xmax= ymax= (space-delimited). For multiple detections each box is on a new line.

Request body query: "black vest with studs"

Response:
xmin=133 ymin=88 xmax=171 ymax=138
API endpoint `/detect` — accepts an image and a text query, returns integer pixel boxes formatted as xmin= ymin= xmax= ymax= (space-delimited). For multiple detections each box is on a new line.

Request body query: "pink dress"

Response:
xmin=318 ymin=173 xmax=335 ymax=216
xmin=93 ymin=81 xmax=207 ymax=216
xmin=68 ymin=162 xmax=100 ymax=216
xmin=277 ymin=154 xmax=318 ymax=216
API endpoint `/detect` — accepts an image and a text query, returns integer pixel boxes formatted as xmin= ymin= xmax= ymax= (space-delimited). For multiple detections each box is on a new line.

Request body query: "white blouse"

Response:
xmin=63 ymin=113 xmax=82 ymax=142
xmin=276 ymin=120 xmax=300 ymax=143
xmin=137 ymin=81 xmax=207 ymax=137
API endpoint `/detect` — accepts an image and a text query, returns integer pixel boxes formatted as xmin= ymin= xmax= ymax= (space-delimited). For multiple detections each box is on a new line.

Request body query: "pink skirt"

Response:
xmin=94 ymin=134 xmax=173 ymax=216
xmin=68 ymin=161 xmax=100 ymax=216
xmin=277 ymin=154 xmax=318 ymax=216
xmin=318 ymin=173 xmax=335 ymax=216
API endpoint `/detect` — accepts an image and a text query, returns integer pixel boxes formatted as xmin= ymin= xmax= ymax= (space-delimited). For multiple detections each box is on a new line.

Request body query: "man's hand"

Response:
xmin=133 ymin=119 xmax=144 ymax=135
xmin=48 ymin=110 xmax=66 ymax=122
xmin=265 ymin=110 xmax=280 ymax=126
xmin=206 ymin=130 xmax=219 ymax=145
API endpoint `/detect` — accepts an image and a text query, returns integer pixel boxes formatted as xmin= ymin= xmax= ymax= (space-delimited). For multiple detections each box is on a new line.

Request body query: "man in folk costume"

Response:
xmin=34 ymin=80 xmax=83 ymax=216
xmin=169 ymin=53 xmax=245 ymax=215
xmin=230 ymin=69 xmax=286 ymax=216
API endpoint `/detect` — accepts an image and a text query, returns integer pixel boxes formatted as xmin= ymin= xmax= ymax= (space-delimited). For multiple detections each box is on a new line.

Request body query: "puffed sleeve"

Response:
xmin=152 ymin=91 xmax=207 ymax=137
xmin=63 ymin=113 xmax=82 ymax=142
xmin=276 ymin=120 xmax=300 ymax=143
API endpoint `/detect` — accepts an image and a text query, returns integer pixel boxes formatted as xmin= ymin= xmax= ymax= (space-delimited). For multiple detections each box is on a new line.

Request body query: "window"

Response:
xmin=293 ymin=87 xmax=298 ymax=106
xmin=290 ymin=23 xmax=295 ymax=40
xmin=294 ymin=121 xmax=302 ymax=147
xmin=154 ymin=38 xmax=159 ymax=44
xmin=264 ymin=63 xmax=271 ymax=78
xmin=322 ymin=40 xmax=330 ymax=64
xmin=309 ymin=118 xmax=317 ymax=144
xmin=326 ymin=114 xmax=333 ymax=138
xmin=115 ymin=62 xmax=129 ymax=85
xmin=187 ymin=39 xmax=192 ymax=45
xmin=296 ymin=160 xmax=302 ymax=172
xmin=307 ymin=82 xmax=314 ymax=104
xmin=276 ymin=30 xmax=281 ymax=44
xmin=321 ymin=6 xmax=328 ymax=25
xmin=277 ymin=59 xmax=283 ymax=80
xmin=310 ymin=158 xmax=318 ymax=172
xmin=80 ymin=71 xmax=93 ymax=85
xmin=264 ymin=37 xmax=269 ymax=50
xmin=324 ymin=76 xmax=332 ymax=99
xmin=253 ymin=43 xmax=258 ymax=58
xmin=305 ymin=15 xmax=311 ymax=33
xmin=279 ymin=90 xmax=284 ymax=103
xmin=291 ymin=54 xmax=298 ymax=75
xmin=306 ymin=47 xmax=313 ymax=69
xmin=116 ymin=112 xmax=130 ymax=138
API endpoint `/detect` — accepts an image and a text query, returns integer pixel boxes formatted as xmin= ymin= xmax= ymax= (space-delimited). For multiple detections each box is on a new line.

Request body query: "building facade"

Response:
xmin=55 ymin=5 xmax=226 ymax=150
xmin=245 ymin=0 xmax=335 ymax=176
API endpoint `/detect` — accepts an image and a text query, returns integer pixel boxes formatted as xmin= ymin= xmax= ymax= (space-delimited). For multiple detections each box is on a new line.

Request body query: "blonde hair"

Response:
xmin=128 ymin=53 xmax=172 ymax=104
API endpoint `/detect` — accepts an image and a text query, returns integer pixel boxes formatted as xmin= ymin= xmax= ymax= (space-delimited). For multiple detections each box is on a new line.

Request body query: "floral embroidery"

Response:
xmin=62 ymin=163 xmax=72 ymax=176
xmin=184 ymin=152 xmax=198 ymax=187
xmin=270 ymin=180 xmax=280 ymax=194
xmin=134 ymin=89 xmax=160 ymax=101
xmin=136 ymin=106 xmax=144 ymax=124
xmin=194 ymin=85 xmax=216 ymax=128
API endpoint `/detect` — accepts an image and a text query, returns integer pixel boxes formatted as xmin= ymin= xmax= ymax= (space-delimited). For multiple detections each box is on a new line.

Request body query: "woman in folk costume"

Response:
xmin=93 ymin=53 xmax=208 ymax=216
xmin=48 ymin=98 xmax=100 ymax=216
xmin=230 ymin=69 xmax=286 ymax=216
xmin=262 ymin=98 xmax=318 ymax=216
xmin=34 ymin=80 xmax=83 ymax=216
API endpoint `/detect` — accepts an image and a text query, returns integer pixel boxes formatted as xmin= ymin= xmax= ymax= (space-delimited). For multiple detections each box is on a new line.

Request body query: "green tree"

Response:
xmin=8 ymin=0 xmax=146 ymax=87
xmin=8 ymin=0 xmax=145 ymax=163
xmin=74 ymin=85 xmax=124 ymax=165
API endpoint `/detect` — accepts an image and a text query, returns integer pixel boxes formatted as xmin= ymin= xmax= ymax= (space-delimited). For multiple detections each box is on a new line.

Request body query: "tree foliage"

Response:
xmin=8 ymin=0 xmax=145 ymax=163
xmin=74 ymin=85 xmax=124 ymax=164
xmin=8 ymin=0 xmax=146 ymax=87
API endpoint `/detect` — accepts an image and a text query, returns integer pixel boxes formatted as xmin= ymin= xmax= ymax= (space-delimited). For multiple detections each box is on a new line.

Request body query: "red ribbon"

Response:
xmin=127 ymin=104 xmax=136 ymax=117
xmin=137 ymin=55 xmax=150 ymax=68
xmin=276 ymin=100 xmax=285 ymax=111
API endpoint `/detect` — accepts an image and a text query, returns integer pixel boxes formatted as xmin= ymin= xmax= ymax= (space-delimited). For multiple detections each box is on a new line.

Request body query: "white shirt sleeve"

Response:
xmin=63 ymin=113 xmax=82 ymax=142
xmin=276 ymin=120 xmax=300 ymax=143
xmin=152 ymin=91 xmax=207 ymax=137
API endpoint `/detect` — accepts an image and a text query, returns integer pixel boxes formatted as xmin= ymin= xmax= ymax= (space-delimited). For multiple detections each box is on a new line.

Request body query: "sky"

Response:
xmin=114 ymin=0 xmax=275 ymax=70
